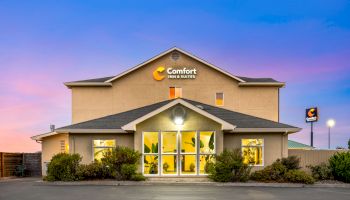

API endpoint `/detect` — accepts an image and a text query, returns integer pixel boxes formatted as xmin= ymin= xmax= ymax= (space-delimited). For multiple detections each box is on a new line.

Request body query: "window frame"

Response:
xmin=169 ymin=86 xmax=182 ymax=99
xmin=241 ymin=138 xmax=264 ymax=167
xmin=215 ymin=92 xmax=224 ymax=106
xmin=198 ymin=131 xmax=216 ymax=175
xmin=142 ymin=131 xmax=160 ymax=176
xmin=91 ymin=139 xmax=116 ymax=162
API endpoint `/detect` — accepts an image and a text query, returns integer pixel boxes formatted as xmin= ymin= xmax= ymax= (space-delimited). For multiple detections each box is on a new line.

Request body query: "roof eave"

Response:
xmin=105 ymin=47 xmax=246 ymax=83
xmin=238 ymin=82 xmax=285 ymax=87
xmin=230 ymin=127 xmax=301 ymax=133
xmin=31 ymin=129 xmax=127 ymax=141
xmin=64 ymin=82 xmax=112 ymax=88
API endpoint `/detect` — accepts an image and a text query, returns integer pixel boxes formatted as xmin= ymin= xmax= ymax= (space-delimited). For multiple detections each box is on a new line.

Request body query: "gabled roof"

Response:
xmin=31 ymin=98 xmax=300 ymax=140
xmin=288 ymin=140 xmax=315 ymax=149
xmin=64 ymin=47 xmax=285 ymax=87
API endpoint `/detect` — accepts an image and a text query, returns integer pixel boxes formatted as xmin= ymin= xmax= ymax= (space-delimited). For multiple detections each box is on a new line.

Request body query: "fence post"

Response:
xmin=0 ymin=153 xmax=4 ymax=177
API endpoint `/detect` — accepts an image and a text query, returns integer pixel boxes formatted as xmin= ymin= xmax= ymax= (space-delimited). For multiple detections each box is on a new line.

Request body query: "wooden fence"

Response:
xmin=288 ymin=149 xmax=348 ymax=170
xmin=0 ymin=152 xmax=41 ymax=177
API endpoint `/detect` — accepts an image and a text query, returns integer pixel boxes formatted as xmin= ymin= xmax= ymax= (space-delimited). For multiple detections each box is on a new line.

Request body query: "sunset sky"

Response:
xmin=1 ymin=0 xmax=349 ymax=152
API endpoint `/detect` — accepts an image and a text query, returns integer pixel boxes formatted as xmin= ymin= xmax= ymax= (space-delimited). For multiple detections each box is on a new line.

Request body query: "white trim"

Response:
xmin=231 ymin=128 xmax=301 ymax=133
xmin=64 ymin=82 xmax=112 ymax=88
xmin=106 ymin=47 xmax=246 ymax=83
xmin=121 ymin=99 xmax=236 ymax=131
xmin=31 ymin=129 xmax=127 ymax=141
xmin=238 ymin=82 xmax=285 ymax=87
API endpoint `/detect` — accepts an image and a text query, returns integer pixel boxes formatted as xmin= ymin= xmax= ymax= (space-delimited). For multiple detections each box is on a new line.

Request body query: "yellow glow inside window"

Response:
xmin=93 ymin=139 xmax=116 ymax=161
xmin=242 ymin=139 xmax=263 ymax=165
xmin=169 ymin=87 xmax=182 ymax=99
xmin=215 ymin=92 xmax=224 ymax=106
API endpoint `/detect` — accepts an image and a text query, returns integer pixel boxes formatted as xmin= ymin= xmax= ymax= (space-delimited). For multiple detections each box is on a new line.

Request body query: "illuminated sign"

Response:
xmin=153 ymin=66 xmax=197 ymax=81
xmin=153 ymin=66 xmax=165 ymax=81
xmin=306 ymin=107 xmax=318 ymax=122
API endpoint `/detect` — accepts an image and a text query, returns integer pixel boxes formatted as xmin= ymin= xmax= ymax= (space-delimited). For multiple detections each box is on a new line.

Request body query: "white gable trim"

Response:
xmin=106 ymin=47 xmax=246 ymax=83
xmin=121 ymin=99 xmax=236 ymax=131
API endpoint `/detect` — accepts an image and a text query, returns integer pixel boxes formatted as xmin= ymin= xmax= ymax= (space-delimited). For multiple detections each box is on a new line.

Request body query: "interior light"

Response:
xmin=174 ymin=117 xmax=184 ymax=125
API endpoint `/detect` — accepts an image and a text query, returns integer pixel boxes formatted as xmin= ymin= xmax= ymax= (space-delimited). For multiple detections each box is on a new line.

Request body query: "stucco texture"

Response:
xmin=71 ymin=51 xmax=279 ymax=124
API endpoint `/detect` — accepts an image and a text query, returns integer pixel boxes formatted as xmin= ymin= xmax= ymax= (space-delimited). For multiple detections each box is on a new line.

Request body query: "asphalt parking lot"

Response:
xmin=1 ymin=178 xmax=350 ymax=200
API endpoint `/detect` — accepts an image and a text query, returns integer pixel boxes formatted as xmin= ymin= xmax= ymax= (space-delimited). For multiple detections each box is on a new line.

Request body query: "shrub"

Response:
xmin=329 ymin=151 xmax=350 ymax=183
xmin=101 ymin=147 xmax=142 ymax=180
xmin=120 ymin=164 xmax=137 ymax=180
xmin=285 ymin=170 xmax=315 ymax=184
xmin=131 ymin=173 xmax=147 ymax=181
xmin=208 ymin=149 xmax=251 ymax=182
xmin=250 ymin=161 xmax=287 ymax=182
xmin=46 ymin=153 xmax=81 ymax=181
xmin=76 ymin=162 xmax=113 ymax=180
xmin=279 ymin=156 xmax=301 ymax=170
xmin=307 ymin=163 xmax=333 ymax=181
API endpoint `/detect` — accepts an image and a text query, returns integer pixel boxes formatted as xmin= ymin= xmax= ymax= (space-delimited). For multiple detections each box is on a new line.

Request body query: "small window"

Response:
xmin=93 ymin=139 xmax=116 ymax=161
xmin=241 ymin=139 xmax=264 ymax=166
xmin=215 ymin=92 xmax=224 ymax=106
xmin=169 ymin=87 xmax=182 ymax=99
xmin=60 ymin=140 xmax=66 ymax=153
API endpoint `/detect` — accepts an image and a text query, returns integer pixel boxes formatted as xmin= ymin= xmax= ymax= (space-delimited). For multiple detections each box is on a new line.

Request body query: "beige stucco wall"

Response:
xmin=68 ymin=133 xmax=134 ymax=164
xmin=223 ymin=133 xmax=288 ymax=170
xmin=71 ymin=51 xmax=279 ymax=124
xmin=41 ymin=133 xmax=69 ymax=176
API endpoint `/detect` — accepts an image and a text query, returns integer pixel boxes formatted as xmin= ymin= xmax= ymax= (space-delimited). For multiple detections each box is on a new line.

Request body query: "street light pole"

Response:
xmin=328 ymin=126 xmax=330 ymax=149
xmin=327 ymin=119 xmax=335 ymax=150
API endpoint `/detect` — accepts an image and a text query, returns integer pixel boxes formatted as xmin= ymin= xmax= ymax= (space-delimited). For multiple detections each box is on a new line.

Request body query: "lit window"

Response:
xmin=143 ymin=132 xmax=159 ymax=175
xmin=93 ymin=139 xmax=116 ymax=161
xmin=199 ymin=131 xmax=215 ymax=175
xmin=215 ymin=92 xmax=224 ymax=106
xmin=241 ymin=139 xmax=263 ymax=166
xmin=169 ymin=87 xmax=182 ymax=99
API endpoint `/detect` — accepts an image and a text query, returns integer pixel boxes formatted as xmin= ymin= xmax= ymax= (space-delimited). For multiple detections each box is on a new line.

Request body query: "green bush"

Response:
xmin=101 ymin=147 xmax=142 ymax=180
xmin=251 ymin=157 xmax=314 ymax=184
xmin=250 ymin=161 xmax=287 ymax=182
xmin=285 ymin=170 xmax=315 ymax=184
xmin=307 ymin=163 xmax=333 ymax=181
xmin=120 ymin=164 xmax=137 ymax=180
xmin=131 ymin=173 xmax=147 ymax=181
xmin=329 ymin=151 xmax=350 ymax=183
xmin=208 ymin=149 xmax=251 ymax=182
xmin=76 ymin=162 xmax=113 ymax=180
xmin=279 ymin=156 xmax=301 ymax=170
xmin=46 ymin=153 xmax=81 ymax=181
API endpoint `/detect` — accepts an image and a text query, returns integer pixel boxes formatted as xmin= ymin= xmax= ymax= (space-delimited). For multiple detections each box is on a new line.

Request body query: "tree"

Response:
xmin=348 ymin=139 xmax=350 ymax=150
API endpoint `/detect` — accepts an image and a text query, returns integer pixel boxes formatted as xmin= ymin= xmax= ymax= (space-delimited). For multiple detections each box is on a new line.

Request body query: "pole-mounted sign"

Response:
xmin=305 ymin=107 xmax=318 ymax=147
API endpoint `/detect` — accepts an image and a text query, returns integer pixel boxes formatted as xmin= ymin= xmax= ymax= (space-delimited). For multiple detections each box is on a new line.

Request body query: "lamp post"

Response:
xmin=326 ymin=119 xmax=335 ymax=149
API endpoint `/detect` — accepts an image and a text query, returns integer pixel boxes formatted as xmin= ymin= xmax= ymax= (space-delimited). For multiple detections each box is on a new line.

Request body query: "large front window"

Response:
xmin=241 ymin=139 xmax=263 ymax=166
xmin=93 ymin=139 xmax=116 ymax=161
xmin=142 ymin=131 xmax=215 ymax=176
xmin=143 ymin=132 xmax=159 ymax=175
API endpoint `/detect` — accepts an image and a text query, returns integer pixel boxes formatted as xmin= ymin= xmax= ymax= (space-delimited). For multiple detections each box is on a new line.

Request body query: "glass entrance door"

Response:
xmin=143 ymin=131 xmax=215 ymax=176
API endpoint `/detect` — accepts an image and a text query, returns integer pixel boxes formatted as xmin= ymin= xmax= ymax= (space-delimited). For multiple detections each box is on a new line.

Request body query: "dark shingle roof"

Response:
xmin=237 ymin=76 xmax=279 ymax=83
xmin=56 ymin=99 xmax=297 ymax=131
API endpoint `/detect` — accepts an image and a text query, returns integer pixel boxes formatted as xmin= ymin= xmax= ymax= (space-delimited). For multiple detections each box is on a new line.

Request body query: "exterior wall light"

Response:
xmin=174 ymin=117 xmax=184 ymax=125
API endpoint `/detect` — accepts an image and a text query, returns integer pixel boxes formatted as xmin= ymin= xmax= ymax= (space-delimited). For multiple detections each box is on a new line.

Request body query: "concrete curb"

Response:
xmin=34 ymin=180 xmax=350 ymax=188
